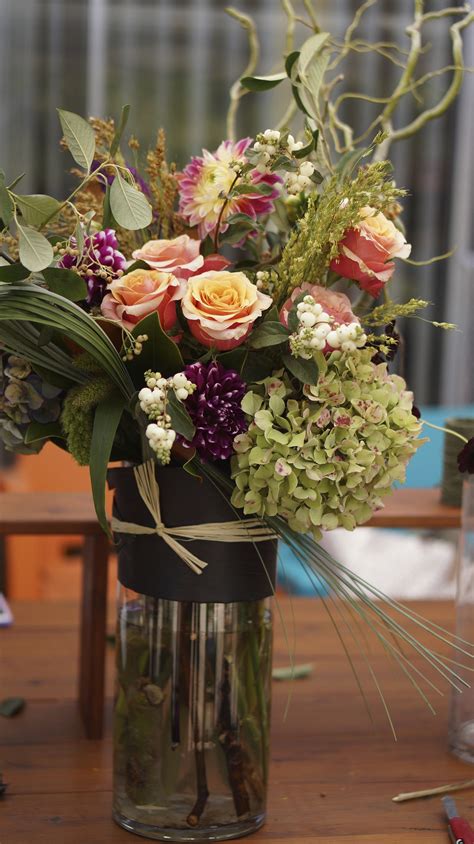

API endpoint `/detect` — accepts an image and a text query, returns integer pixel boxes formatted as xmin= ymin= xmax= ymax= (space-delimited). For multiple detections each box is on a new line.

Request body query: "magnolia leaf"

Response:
xmin=283 ymin=353 xmax=319 ymax=385
xmin=0 ymin=697 xmax=25 ymax=717
xmin=90 ymin=391 xmax=126 ymax=535
xmin=109 ymin=172 xmax=152 ymax=230
xmin=248 ymin=321 xmax=289 ymax=350
xmin=0 ymin=182 xmax=14 ymax=225
xmin=14 ymin=194 xmax=62 ymax=227
xmin=42 ymin=267 xmax=87 ymax=301
xmin=17 ymin=222 xmax=54 ymax=272
xmin=126 ymin=311 xmax=184 ymax=387
xmin=167 ymin=391 xmax=196 ymax=442
xmin=25 ymin=420 xmax=65 ymax=445
xmin=240 ymin=72 xmax=286 ymax=91
xmin=57 ymin=108 xmax=95 ymax=172
xmin=0 ymin=263 xmax=30 ymax=282
xmin=110 ymin=104 xmax=131 ymax=158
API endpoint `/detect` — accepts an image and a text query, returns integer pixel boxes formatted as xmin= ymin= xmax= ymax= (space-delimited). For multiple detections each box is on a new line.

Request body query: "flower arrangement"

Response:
xmin=1 ymin=1 xmax=473 ymax=723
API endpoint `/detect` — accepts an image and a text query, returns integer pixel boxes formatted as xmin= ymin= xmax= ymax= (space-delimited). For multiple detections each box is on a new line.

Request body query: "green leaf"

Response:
xmin=57 ymin=108 xmax=96 ymax=172
xmin=220 ymin=224 xmax=256 ymax=246
xmin=101 ymin=182 xmax=115 ymax=230
xmin=167 ymin=391 xmax=196 ymax=442
xmin=293 ymin=138 xmax=316 ymax=159
xmin=126 ymin=311 xmax=184 ymax=386
xmin=110 ymin=104 xmax=131 ymax=158
xmin=17 ymin=222 xmax=54 ymax=272
xmin=122 ymin=259 xmax=151 ymax=275
xmin=285 ymin=51 xmax=300 ymax=78
xmin=42 ymin=267 xmax=87 ymax=301
xmin=233 ymin=182 xmax=275 ymax=196
xmin=217 ymin=347 xmax=248 ymax=373
xmin=14 ymin=194 xmax=62 ymax=227
xmin=0 ymin=182 xmax=14 ymax=225
xmin=298 ymin=32 xmax=330 ymax=77
xmin=240 ymin=72 xmax=287 ymax=91
xmin=0 ymin=263 xmax=30 ymax=282
xmin=90 ymin=391 xmax=126 ymax=534
xmin=283 ymin=353 xmax=319 ymax=385
xmin=109 ymin=172 xmax=152 ymax=230
xmin=37 ymin=325 xmax=55 ymax=346
xmin=0 ymin=697 xmax=25 ymax=717
xmin=74 ymin=217 xmax=85 ymax=261
xmin=248 ymin=321 xmax=289 ymax=350
xmin=25 ymin=420 xmax=65 ymax=445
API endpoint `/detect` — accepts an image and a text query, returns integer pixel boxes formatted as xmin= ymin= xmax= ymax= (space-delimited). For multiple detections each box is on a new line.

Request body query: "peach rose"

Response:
xmin=280 ymin=283 xmax=357 ymax=328
xmin=330 ymin=205 xmax=411 ymax=298
xmin=131 ymin=234 xmax=204 ymax=279
xmin=181 ymin=270 xmax=272 ymax=351
xmin=101 ymin=268 xmax=183 ymax=330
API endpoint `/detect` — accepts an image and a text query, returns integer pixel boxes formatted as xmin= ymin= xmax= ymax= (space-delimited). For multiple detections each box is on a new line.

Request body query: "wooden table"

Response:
xmin=0 ymin=493 xmax=109 ymax=739
xmin=1 ymin=599 xmax=473 ymax=843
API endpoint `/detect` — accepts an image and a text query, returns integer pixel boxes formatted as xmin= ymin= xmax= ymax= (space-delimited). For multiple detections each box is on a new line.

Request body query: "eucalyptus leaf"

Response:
xmin=0 ymin=263 xmax=30 ymax=282
xmin=90 ymin=391 xmax=126 ymax=534
xmin=17 ymin=222 xmax=54 ymax=272
xmin=109 ymin=172 xmax=152 ymax=230
xmin=248 ymin=321 xmax=289 ymax=350
xmin=0 ymin=697 xmax=25 ymax=717
xmin=0 ymin=182 xmax=14 ymax=225
xmin=167 ymin=391 xmax=196 ymax=442
xmin=110 ymin=104 xmax=131 ymax=157
xmin=57 ymin=108 xmax=96 ymax=172
xmin=42 ymin=267 xmax=87 ymax=301
xmin=14 ymin=194 xmax=62 ymax=227
xmin=283 ymin=352 xmax=319 ymax=385
xmin=240 ymin=72 xmax=286 ymax=91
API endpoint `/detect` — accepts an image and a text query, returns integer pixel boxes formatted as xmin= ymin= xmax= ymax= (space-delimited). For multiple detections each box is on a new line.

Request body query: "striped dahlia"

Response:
xmin=177 ymin=138 xmax=280 ymax=239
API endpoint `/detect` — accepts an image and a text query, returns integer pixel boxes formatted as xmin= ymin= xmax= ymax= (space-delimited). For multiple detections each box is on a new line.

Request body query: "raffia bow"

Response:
xmin=111 ymin=460 xmax=276 ymax=575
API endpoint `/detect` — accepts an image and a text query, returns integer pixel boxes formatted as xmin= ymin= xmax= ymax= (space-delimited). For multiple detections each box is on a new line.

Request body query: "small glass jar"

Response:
xmin=449 ymin=476 xmax=474 ymax=762
xmin=113 ymin=588 xmax=273 ymax=841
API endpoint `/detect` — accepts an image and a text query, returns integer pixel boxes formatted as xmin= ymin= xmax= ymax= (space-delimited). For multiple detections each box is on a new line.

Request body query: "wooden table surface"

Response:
xmin=1 ymin=599 xmax=473 ymax=843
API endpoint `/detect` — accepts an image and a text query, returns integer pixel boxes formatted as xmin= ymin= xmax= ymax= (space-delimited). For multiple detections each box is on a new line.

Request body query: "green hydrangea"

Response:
xmin=231 ymin=349 xmax=425 ymax=538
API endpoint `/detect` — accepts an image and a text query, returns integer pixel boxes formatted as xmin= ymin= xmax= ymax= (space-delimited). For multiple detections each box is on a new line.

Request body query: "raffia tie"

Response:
xmin=111 ymin=460 xmax=276 ymax=575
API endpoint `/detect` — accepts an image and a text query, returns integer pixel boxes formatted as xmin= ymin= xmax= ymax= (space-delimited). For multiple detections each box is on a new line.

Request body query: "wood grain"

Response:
xmin=0 ymin=599 xmax=471 ymax=843
xmin=0 ymin=486 xmax=461 ymax=537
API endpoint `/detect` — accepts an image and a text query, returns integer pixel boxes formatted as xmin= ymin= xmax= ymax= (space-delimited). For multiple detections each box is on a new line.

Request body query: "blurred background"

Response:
xmin=0 ymin=0 xmax=473 ymax=601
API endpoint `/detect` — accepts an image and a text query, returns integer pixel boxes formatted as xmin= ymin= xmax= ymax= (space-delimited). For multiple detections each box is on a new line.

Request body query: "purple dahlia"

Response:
xmin=59 ymin=228 xmax=126 ymax=307
xmin=179 ymin=361 xmax=247 ymax=461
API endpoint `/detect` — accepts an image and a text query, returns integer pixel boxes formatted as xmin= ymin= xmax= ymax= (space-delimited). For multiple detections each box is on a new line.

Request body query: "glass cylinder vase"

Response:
xmin=449 ymin=475 xmax=474 ymax=762
xmin=108 ymin=464 xmax=277 ymax=841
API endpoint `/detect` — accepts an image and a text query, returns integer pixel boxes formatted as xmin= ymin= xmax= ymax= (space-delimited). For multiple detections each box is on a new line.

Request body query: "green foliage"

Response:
xmin=14 ymin=194 xmax=62 ymax=227
xmin=16 ymin=221 xmax=54 ymax=272
xmin=0 ymin=263 xmax=30 ymax=282
xmin=231 ymin=351 xmax=425 ymax=537
xmin=42 ymin=267 xmax=88 ymax=301
xmin=109 ymin=172 xmax=153 ymax=230
xmin=61 ymin=367 xmax=114 ymax=466
xmin=89 ymin=390 xmax=126 ymax=534
xmin=110 ymin=104 xmax=131 ymax=157
xmin=240 ymin=72 xmax=286 ymax=91
xmin=0 ymin=174 xmax=14 ymax=225
xmin=247 ymin=321 xmax=289 ymax=350
xmin=167 ymin=391 xmax=196 ymax=441
xmin=57 ymin=108 xmax=96 ymax=172
xmin=276 ymin=161 xmax=405 ymax=300
xmin=126 ymin=312 xmax=184 ymax=386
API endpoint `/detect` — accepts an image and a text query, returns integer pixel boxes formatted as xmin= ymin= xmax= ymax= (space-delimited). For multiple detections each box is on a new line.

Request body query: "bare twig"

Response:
xmin=225 ymin=7 xmax=260 ymax=141
xmin=393 ymin=779 xmax=474 ymax=803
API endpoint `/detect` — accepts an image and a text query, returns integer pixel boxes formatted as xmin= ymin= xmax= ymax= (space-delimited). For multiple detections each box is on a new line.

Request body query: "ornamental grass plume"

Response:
xmin=231 ymin=349 xmax=424 ymax=538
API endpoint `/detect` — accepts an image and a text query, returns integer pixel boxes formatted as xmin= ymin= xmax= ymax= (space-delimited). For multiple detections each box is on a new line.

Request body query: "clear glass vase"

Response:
xmin=449 ymin=476 xmax=474 ymax=762
xmin=113 ymin=588 xmax=273 ymax=841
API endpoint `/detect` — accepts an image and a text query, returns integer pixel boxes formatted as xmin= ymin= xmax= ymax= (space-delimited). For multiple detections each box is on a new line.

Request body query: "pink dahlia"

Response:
xmin=177 ymin=138 xmax=280 ymax=239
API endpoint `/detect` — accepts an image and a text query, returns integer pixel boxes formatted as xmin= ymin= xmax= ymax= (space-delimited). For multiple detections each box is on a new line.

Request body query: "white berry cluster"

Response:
xmin=252 ymin=129 xmax=304 ymax=174
xmin=289 ymin=296 xmax=367 ymax=360
xmin=138 ymin=370 xmax=196 ymax=464
xmin=285 ymin=160 xmax=315 ymax=195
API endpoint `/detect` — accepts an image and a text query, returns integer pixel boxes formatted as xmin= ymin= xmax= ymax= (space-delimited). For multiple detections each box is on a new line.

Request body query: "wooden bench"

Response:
xmin=0 ymin=492 xmax=109 ymax=739
xmin=0 ymin=486 xmax=461 ymax=740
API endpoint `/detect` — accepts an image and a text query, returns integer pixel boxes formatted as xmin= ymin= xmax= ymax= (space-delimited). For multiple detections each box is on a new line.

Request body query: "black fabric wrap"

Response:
xmin=107 ymin=465 xmax=277 ymax=603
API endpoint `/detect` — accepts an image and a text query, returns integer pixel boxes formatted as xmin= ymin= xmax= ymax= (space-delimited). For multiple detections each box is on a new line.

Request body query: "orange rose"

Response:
xmin=330 ymin=206 xmax=411 ymax=297
xmin=181 ymin=270 xmax=272 ymax=350
xmin=131 ymin=234 xmax=204 ymax=279
xmin=101 ymin=268 xmax=183 ymax=330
